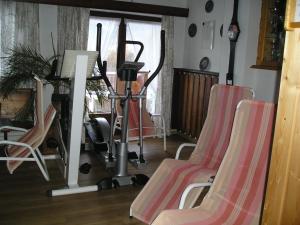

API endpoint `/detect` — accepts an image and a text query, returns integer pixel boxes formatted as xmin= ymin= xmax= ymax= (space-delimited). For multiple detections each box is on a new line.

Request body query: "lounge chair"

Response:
xmin=0 ymin=77 xmax=57 ymax=181
xmin=130 ymin=84 xmax=254 ymax=224
xmin=152 ymin=100 xmax=275 ymax=225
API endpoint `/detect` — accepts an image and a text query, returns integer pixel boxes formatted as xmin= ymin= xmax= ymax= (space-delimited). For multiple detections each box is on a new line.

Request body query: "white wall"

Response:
xmin=184 ymin=0 xmax=226 ymax=72
xmin=183 ymin=0 xmax=280 ymax=102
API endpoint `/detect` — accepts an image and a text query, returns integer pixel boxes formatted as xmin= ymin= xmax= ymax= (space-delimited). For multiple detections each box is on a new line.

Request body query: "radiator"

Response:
xmin=171 ymin=68 xmax=219 ymax=139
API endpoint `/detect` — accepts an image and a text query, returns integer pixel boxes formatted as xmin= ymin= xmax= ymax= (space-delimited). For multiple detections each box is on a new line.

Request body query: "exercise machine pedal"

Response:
xmin=132 ymin=174 xmax=149 ymax=186
xmin=79 ymin=163 xmax=92 ymax=174
xmin=128 ymin=151 xmax=138 ymax=160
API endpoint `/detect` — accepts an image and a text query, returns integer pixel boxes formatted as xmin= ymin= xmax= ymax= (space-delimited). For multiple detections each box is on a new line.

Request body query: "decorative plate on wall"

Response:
xmin=188 ymin=23 xmax=197 ymax=37
xmin=205 ymin=0 xmax=214 ymax=13
xmin=199 ymin=57 xmax=210 ymax=70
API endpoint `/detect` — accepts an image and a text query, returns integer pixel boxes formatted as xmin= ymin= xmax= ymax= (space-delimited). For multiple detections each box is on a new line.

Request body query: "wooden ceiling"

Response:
xmin=14 ymin=0 xmax=189 ymax=17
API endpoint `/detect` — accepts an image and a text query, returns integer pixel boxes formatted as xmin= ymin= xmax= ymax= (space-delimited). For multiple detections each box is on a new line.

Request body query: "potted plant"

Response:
xmin=0 ymin=45 xmax=107 ymax=121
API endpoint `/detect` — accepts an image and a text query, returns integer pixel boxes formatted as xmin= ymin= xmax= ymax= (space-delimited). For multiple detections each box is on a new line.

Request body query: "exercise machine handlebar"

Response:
xmin=96 ymin=23 xmax=102 ymax=67
xmin=125 ymin=40 xmax=144 ymax=63
xmin=96 ymin=22 xmax=165 ymax=96
xmin=140 ymin=30 xmax=165 ymax=96
xmin=96 ymin=23 xmax=113 ymax=90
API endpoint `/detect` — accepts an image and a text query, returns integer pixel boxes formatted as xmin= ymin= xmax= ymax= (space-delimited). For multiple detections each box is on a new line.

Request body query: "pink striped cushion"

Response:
xmin=131 ymin=85 xmax=254 ymax=224
xmin=127 ymin=100 xmax=156 ymax=137
xmin=151 ymin=100 xmax=275 ymax=225
xmin=6 ymin=104 xmax=56 ymax=174
xmin=189 ymin=85 xmax=254 ymax=167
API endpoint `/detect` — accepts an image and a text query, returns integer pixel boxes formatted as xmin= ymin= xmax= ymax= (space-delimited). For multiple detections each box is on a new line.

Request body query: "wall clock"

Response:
xmin=226 ymin=0 xmax=240 ymax=85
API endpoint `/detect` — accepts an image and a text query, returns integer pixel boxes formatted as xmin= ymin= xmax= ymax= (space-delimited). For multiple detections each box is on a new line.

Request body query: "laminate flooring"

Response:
xmin=0 ymin=135 xmax=192 ymax=225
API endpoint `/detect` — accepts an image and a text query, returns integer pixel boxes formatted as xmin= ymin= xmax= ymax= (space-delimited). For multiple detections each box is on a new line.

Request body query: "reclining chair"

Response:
xmin=0 ymin=76 xmax=57 ymax=181
xmin=151 ymin=100 xmax=275 ymax=225
xmin=130 ymin=84 xmax=254 ymax=224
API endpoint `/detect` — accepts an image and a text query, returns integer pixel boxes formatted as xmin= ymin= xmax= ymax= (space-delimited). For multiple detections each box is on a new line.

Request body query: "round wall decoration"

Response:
xmin=188 ymin=23 xmax=197 ymax=37
xmin=199 ymin=57 xmax=210 ymax=70
xmin=205 ymin=0 xmax=214 ymax=13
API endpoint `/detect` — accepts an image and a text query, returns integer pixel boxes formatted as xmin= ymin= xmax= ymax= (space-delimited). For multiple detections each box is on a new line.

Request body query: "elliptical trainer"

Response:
xmin=96 ymin=23 xmax=165 ymax=188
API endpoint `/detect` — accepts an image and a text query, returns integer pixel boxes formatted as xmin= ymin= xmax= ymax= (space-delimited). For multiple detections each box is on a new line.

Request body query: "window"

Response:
xmin=87 ymin=16 xmax=161 ymax=113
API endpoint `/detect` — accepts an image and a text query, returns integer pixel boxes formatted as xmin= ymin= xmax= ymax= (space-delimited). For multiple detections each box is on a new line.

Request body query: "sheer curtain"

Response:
xmin=155 ymin=16 xmax=174 ymax=135
xmin=56 ymin=6 xmax=89 ymax=94
xmin=0 ymin=0 xmax=39 ymax=75
xmin=87 ymin=17 xmax=120 ymax=112
xmin=87 ymin=17 xmax=120 ymax=74
xmin=126 ymin=20 xmax=161 ymax=113
xmin=57 ymin=6 xmax=90 ymax=61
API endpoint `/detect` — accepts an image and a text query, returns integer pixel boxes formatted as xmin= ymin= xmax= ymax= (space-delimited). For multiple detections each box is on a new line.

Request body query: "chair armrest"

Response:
xmin=0 ymin=126 xmax=28 ymax=133
xmin=179 ymin=182 xmax=212 ymax=209
xmin=0 ymin=140 xmax=33 ymax=150
xmin=175 ymin=143 xmax=197 ymax=159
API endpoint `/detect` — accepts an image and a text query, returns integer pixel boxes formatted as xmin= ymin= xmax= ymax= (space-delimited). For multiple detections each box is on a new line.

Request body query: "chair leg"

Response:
xmin=32 ymin=148 xmax=50 ymax=181
xmin=36 ymin=148 xmax=50 ymax=178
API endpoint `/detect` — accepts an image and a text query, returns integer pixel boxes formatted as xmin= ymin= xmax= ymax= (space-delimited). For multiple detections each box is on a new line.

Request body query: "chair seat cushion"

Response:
xmin=131 ymin=158 xmax=216 ymax=224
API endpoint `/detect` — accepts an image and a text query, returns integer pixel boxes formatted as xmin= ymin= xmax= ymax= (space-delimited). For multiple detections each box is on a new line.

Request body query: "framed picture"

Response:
xmin=201 ymin=20 xmax=215 ymax=50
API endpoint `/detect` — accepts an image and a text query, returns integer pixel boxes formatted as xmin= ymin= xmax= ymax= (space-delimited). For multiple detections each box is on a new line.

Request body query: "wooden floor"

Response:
xmin=0 ymin=135 xmax=190 ymax=225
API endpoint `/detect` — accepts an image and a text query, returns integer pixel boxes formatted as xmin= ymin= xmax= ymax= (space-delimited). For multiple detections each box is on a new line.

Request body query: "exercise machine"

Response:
xmin=95 ymin=23 xmax=165 ymax=188
xmin=49 ymin=23 xmax=165 ymax=195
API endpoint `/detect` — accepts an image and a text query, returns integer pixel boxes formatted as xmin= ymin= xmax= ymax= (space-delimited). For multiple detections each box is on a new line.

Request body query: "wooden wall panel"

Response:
xmin=181 ymin=72 xmax=189 ymax=131
xmin=196 ymin=76 xmax=206 ymax=137
xmin=262 ymin=29 xmax=300 ymax=225
xmin=185 ymin=74 xmax=194 ymax=135
xmin=171 ymin=68 xmax=219 ymax=139
xmin=191 ymin=75 xmax=200 ymax=137
xmin=202 ymin=76 xmax=212 ymax=126
xmin=177 ymin=71 xmax=185 ymax=129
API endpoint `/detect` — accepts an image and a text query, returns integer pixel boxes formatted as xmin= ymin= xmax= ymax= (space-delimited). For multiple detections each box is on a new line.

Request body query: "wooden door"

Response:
xmin=262 ymin=1 xmax=300 ymax=224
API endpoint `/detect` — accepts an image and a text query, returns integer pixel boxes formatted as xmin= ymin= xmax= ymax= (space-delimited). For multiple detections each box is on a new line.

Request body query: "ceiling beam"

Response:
xmin=90 ymin=11 xmax=162 ymax=23
xmin=14 ymin=0 xmax=189 ymax=17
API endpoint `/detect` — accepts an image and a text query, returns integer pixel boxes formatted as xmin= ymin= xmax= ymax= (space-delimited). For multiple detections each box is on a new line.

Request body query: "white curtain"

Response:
xmin=87 ymin=17 xmax=120 ymax=112
xmin=57 ymin=6 xmax=90 ymax=59
xmin=155 ymin=16 xmax=174 ymax=135
xmin=126 ymin=20 xmax=161 ymax=113
xmin=87 ymin=17 xmax=120 ymax=73
xmin=0 ymin=0 xmax=39 ymax=75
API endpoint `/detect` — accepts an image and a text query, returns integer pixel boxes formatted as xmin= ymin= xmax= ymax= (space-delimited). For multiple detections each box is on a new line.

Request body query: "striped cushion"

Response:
xmin=5 ymin=104 xmax=56 ymax=174
xmin=131 ymin=85 xmax=254 ymax=224
xmin=152 ymin=100 xmax=275 ymax=225
xmin=189 ymin=85 xmax=254 ymax=166
xmin=127 ymin=100 xmax=156 ymax=137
